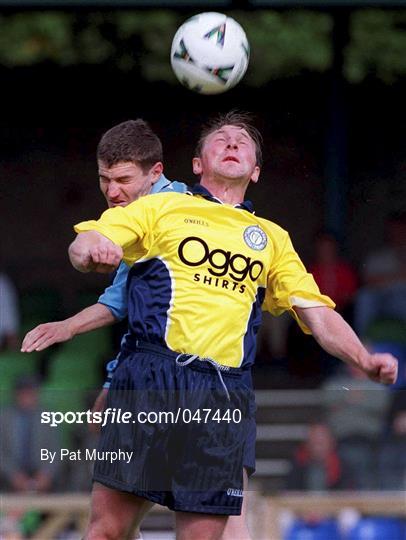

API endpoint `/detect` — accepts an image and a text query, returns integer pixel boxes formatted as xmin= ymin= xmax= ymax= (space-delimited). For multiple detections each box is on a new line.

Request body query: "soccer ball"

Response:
xmin=170 ymin=12 xmax=249 ymax=95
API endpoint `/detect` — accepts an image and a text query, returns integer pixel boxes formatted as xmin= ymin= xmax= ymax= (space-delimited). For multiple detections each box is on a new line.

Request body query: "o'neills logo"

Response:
xmin=178 ymin=236 xmax=264 ymax=291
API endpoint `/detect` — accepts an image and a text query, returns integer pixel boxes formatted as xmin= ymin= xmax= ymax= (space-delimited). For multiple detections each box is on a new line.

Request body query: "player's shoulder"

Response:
xmin=158 ymin=180 xmax=188 ymax=193
xmin=127 ymin=190 xmax=186 ymax=208
xmin=152 ymin=175 xmax=188 ymax=195
xmin=255 ymin=214 xmax=289 ymax=241
xmin=142 ymin=191 xmax=195 ymax=217
xmin=144 ymin=191 xmax=187 ymax=203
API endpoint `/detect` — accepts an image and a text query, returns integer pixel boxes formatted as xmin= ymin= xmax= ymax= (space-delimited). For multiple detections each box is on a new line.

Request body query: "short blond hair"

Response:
xmin=195 ymin=111 xmax=263 ymax=167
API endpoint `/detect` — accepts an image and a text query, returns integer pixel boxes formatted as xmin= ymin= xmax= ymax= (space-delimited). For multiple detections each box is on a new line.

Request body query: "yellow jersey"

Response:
xmin=75 ymin=186 xmax=334 ymax=368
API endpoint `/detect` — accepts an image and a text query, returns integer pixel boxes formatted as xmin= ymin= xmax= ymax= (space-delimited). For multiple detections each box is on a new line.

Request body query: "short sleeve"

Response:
xmin=263 ymin=232 xmax=335 ymax=334
xmin=74 ymin=197 xmax=156 ymax=266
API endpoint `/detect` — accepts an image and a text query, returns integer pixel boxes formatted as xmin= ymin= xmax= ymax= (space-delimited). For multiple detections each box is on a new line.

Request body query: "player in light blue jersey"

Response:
xmin=22 ymin=120 xmax=186 ymax=355
xmin=21 ymin=121 xmax=186 ymax=400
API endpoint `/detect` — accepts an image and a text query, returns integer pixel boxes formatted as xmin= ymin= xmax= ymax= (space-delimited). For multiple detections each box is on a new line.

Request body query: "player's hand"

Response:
xmin=21 ymin=321 xmax=74 ymax=352
xmin=69 ymin=232 xmax=123 ymax=273
xmin=89 ymin=388 xmax=109 ymax=434
xmin=362 ymin=353 xmax=398 ymax=385
xmin=87 ymin=243 xmax=123 ymax=274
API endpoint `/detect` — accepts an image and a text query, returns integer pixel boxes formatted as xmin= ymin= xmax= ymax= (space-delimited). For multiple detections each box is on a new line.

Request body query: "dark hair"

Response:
xmin=97 ymin=119 xmax=163 ymax=173
xmin=195 ymin=111 xmax=263 ymax=167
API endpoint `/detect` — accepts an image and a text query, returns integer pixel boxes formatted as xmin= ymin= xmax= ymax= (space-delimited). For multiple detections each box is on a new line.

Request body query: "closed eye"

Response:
xmin=100 ymin=176 xmax=134 ymax=184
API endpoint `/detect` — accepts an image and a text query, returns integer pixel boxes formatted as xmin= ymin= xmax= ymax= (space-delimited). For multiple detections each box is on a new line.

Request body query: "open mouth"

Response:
xmin=110 ymin=201 xmax=126 ymax=207
xmin=223 ymin=156 xmax=240 ymax=163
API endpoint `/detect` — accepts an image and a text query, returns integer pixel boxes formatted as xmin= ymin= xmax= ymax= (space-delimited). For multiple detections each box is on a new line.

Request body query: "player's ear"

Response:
xmin=250 ymin=166 xmax=260 ymax=184
xmin=150 ymin=162 xmax=163 ymax=183
xmin=192 ymin=157 xmax=202 ymax=175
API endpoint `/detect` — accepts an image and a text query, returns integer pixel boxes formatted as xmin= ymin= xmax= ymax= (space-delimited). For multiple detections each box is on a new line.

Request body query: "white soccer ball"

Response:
xmin=170 ymin=12 xmax=250 ymax=95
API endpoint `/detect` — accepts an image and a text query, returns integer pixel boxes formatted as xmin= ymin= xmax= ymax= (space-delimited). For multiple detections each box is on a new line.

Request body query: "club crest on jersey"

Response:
xmin=243 ymin=226 xmax=267 ymax=251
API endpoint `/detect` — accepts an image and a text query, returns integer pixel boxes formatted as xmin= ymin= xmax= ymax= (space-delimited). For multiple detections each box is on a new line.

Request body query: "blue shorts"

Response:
xmin=103 ymin=356 xmax=256 ymax=475
xmin=93 ymin=341 xmax=255 ymax=515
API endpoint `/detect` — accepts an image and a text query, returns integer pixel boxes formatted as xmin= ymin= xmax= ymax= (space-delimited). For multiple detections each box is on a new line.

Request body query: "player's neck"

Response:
xmin=199 ymin=178 xmax=248 ymax=206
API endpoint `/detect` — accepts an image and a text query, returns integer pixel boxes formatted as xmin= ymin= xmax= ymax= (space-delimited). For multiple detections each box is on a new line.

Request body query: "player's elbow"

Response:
xmin=68 ymin=238 xmax=91 ymax=273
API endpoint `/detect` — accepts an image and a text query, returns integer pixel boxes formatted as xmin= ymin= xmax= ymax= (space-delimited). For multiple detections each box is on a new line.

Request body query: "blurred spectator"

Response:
xmin=286 ymin=423 xmax=343 ymax=490
xmin=0 ymin=272 xmax=20 ymax=350
xmin=378 ymin=389 xmax=406 ymax=490
xmin=320 ymin=363 xmax=390 ymax=489
xmin=354 ymin=211 xmax=406 ymax=337
xmin=309 ymin=231 xmax=358 ymax=319
xmin=0 ymin=376 xmax=61 ymax=492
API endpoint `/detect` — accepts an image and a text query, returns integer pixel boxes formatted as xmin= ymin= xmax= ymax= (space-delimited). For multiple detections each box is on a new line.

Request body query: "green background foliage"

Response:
xmin=0 ymin=9 xmax=405 ymax=83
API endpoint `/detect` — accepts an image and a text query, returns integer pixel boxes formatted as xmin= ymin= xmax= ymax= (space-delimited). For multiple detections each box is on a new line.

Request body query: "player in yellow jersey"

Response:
xmin=70 ymin=112 xmax=398 ymax=540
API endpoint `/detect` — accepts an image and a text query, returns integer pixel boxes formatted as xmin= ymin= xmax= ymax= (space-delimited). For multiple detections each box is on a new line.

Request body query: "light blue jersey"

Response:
xmin=97 ymin=174 xmax=187 ymax=387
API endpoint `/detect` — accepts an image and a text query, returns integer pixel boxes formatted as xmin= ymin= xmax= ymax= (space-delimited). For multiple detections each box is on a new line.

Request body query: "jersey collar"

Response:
xmin=150 ymin=174 xmax=171 ymax=194
xmin=188 ymin=184 xmax=255 ymax=214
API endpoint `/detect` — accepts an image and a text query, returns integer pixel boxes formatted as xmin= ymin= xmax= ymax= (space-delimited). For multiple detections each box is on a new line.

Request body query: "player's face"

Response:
xmin=193 ymin=125 xmax=260 ymax=183
xmin=98 ymin=160 xmax=163 ymax=208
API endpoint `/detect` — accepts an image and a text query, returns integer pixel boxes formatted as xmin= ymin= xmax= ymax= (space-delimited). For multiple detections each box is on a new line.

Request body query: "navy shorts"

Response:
xmin=93 ymin=341 xmax=255 ymax=515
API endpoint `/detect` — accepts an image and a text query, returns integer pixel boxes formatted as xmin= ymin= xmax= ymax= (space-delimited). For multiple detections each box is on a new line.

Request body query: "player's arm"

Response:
xmin=71 ymin=200 xmax=155 ymax=273
xmin=21 ymin=303 xmax=116 ymax=353
xmin=294 ymin=306 xmax=398 ymax=385
xmin=22 ymin=258 xmax=129 ymax=353
xmin=69 ymin=231 xmax=123 ymax=274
